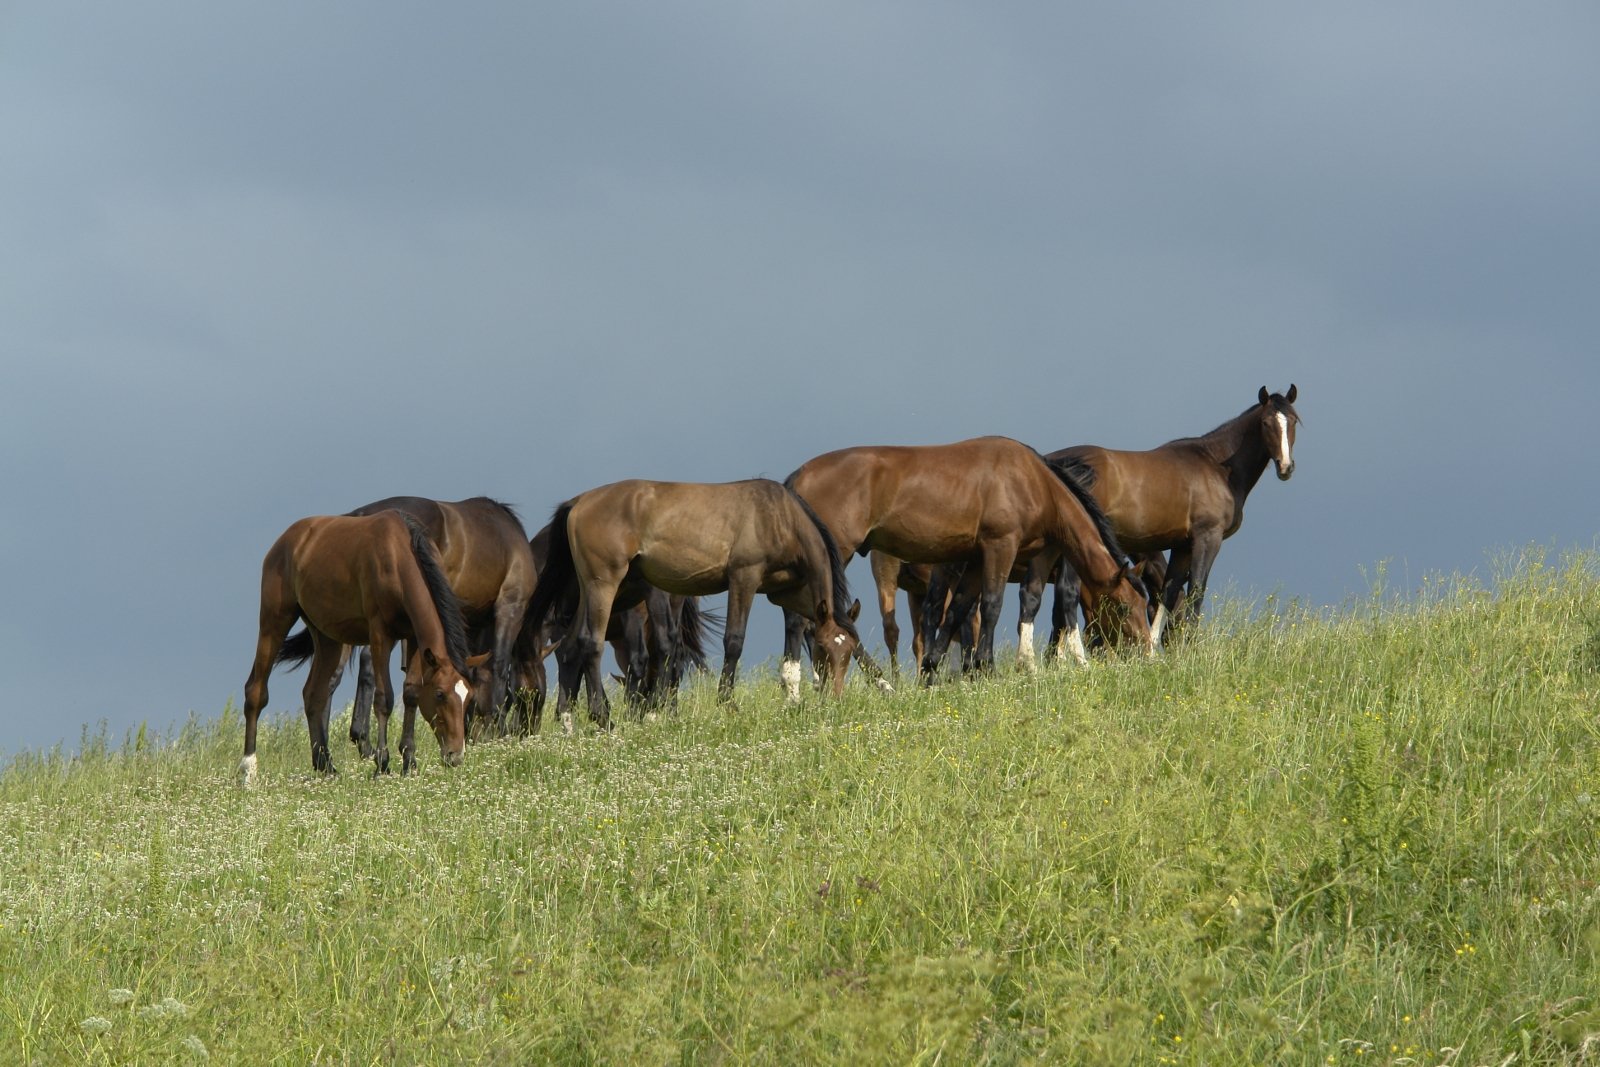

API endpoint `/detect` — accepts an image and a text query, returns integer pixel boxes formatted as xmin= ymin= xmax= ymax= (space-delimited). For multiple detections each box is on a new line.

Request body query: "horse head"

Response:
xmin=811 ymin=598 xmax=862 ymax=697
xmin=1083 ymin=565 xmax=1154 ymax=653
xmin=416 ymin=647 xmax=470 ymax=766
xmin=1257 ymin=384 xmax=1300 ymax=481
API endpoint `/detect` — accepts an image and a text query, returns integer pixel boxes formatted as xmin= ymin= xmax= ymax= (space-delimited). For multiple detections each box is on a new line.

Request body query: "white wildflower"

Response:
xmin=79 ymin=1016 xmax=113 ymax=1035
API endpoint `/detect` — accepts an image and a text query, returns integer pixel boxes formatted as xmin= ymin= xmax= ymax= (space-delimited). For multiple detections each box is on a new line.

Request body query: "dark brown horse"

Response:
xmin=239 ymin=511 xmax=474 ymax=784
xmin=521 ymin=479 xmax=865 ymax=727
xmin=280 ymin=496 xmax=536 ymax=751
xmin=1022 ymin=385 xmax=1300 ymax=653
xmin=784 ymin=436 xmax=1151 ymax=679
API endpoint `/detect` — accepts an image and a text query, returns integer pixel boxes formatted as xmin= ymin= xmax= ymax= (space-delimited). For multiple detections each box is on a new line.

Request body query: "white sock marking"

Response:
xmin=1017 ymin=621 xmax=1036 ymax=671
xmin=1065 ymin=627 xmax=1089 ymax=666
xmin=875 ymin=677 xmax=896 ymax=694
xmin=238 ymin=754 xmax=258 ymax=789
xmin=1150 ymin=603 xmax=1169 ymax=648
xmin=780 ymin=658 xmax=803 ymax=703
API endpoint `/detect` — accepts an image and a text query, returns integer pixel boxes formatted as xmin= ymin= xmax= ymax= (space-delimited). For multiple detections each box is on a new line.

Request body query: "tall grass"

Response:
xmin=2 ymin=552 xmax=1598 ymax=1064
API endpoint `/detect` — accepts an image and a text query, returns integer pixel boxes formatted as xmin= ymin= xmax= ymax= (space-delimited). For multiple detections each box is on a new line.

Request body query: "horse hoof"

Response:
xmin=237 ymin=754 xmax=258 ymax=789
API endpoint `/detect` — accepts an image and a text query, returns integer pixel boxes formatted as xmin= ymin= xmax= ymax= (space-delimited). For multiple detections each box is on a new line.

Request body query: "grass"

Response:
xmin=2 ymin=550 xmax=1599 ymax=1064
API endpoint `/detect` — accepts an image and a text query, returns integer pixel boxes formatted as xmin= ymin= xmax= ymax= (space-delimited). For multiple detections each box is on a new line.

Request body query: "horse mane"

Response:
xmin=1165 ymin=393 xmax=1302 ymax=450
xmin=515 ymin=502 xmax=577 ymax=664
xmin=401 ymin=513 xmax=471 ymax=674
xmin=1043 ymin=455 xmax=1129 ymax=566
xmin=785 ymin=487 xmax=860 ymax=640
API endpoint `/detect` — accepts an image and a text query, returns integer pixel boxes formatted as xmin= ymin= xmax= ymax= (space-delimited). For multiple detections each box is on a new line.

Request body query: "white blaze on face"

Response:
xmin=1275 ymin=412 xmax=1293 ymax=474
xmin=454 ymin=680 xmax=470 ymax=705
xmin=780 ymin=658 xmax=803 ymax=702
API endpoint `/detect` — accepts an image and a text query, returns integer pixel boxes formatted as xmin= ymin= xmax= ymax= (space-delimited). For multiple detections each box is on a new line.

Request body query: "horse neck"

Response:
xmin=396 ymin=555 xmax=454 ymax=661
xmin=1195 ymin=409 xmax=1272 ymax=501
xmin=1049 ymin=485 xmax=1122 ymax=588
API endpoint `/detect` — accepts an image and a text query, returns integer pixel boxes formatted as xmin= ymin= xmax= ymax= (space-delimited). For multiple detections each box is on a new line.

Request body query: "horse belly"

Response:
xmin=634 ymin=550 xmax=728 ymax=598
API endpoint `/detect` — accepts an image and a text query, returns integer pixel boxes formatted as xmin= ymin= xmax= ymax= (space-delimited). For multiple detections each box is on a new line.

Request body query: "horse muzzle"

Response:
xmin=1276 ymin=460 xmax=1295 ymax=481
xmin=441 ymin=748 xmax=465 ymax=769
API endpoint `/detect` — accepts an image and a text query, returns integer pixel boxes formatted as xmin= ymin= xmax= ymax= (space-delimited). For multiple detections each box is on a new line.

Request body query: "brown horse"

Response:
xmin=279 ymin=496 xmax=536 ymax=751
xmin=1023 ymin=385 xmax=1300 ymax=653
xmin=521 ymin=479 xmax=865 ymax=727
xmin=239 ymin=511 xmax=474 ymax=784
xmin=784 ymin=436 xmax=1151 ymax=679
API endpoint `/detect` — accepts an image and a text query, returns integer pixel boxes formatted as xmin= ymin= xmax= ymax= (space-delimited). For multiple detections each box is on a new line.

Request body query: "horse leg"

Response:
xmin=974 ymin=540 xmax=1020 ymax=673
xmin=1015 ymin=557 xmax=1049 ymax=673
xmin=574 ymin=583 xmax=617 ymax=730
xmin=906 ymin=588 xmax=928 ymax=673
xmin=1049 ymin=565 xmax=1089 ymax=665
xmin=869 ymin=551 xmax=903 ymax=679
xmin=1180 ymin=531 xmax=1223 ymax=634
xmin=239 ymin=603 xmax=297 ymax=788
xmin=487 ymin=595 xmax=526 ymax=734
xmin=301 ymin=632 xmax=346 ymax=775
xmin=720 ymin=571 xmax=759 ymax=705
xmin=350 ymin=646 xmax=376 ymax=757
xmin=780 ymin=608 xmax=809 ymax=703
xmin=1153 ymin=545 xmax=1194 ymax=649
xmin=918 ymin=564 xmax=961 ymax=680
xmin=396 ymin=641 xmax=424 ymax=772
xmin=645 ymin=591 xmax=682 ymax=708
xmin=364 ymin=637 xmax=400 ymax=775
xmin=553 ymin=636 xmax=585 ymax=735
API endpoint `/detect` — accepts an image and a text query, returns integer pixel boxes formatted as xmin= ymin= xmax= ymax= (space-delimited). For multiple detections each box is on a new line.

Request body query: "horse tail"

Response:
xmin=785 ymin=487 xmax=859 ymax=641
xmin=402 ymin=513 xmax=471 ymax=674
xmin=677 ymin=597 xmax=722 ymax=673
xmin=1044 ymin=456 xmax=1128 ymax=566
xmin=518 ymin=502 xmax=578 ymax=660
xmin=275 ymin=625 xmax=315 ymax=669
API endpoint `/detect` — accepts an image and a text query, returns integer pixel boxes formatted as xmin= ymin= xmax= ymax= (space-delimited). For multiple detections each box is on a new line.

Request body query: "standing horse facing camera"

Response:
xmin=784 ymin=436 xmax=1150 ymax=680
xmin=521 ymin=479 xmax=871 ymax=728
xmin=1023 ymin=384 xmax=1301 ymax=657
xmin=238 ymin=511 xmax=474 ymax=785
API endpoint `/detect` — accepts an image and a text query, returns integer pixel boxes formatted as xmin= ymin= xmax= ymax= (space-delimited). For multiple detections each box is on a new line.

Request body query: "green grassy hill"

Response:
xmin=3 ymin=552 xmax=1598 ymax=1064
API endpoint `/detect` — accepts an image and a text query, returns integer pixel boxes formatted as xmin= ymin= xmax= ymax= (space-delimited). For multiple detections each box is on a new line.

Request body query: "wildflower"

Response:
xmin=80 ymin=1016 xmax=113 ymax=1035
xmin=181 ymin=1035 xmax=210 ymax=1060
xmin=107 ymin=988 xmax=136 ymax=1005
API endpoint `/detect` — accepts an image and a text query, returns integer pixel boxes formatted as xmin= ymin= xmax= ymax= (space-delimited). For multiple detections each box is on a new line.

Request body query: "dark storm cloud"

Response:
xmin=1 ymin=2 xmax=1595 ymax=753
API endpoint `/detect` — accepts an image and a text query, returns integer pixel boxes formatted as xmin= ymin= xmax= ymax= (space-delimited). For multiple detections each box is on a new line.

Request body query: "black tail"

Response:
xmin=677 ymin=597 xmax=723 ymax=673
xmin=1045 ymin=456 xmax=1128 ymax=565
xmin=517 ymin=502 xmax=578 ymax=661
xmin=785 ymin=488 xmax=859 ymax=641
xmin=276 ymin=626 xmax=316 ymax=669
xmin=402 ymin=514 xmax=472 ymax=674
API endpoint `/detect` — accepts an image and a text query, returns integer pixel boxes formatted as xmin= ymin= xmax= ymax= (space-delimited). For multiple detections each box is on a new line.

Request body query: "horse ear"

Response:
xmin=848 ymin=598 xmax=861 ymax=622
xmin=1258 ymin=386 xmax=1270 ymax=405
xmin=1285 ymin=383 xmax=1297 ymax=403
xmin=467 ymin=651 xmax=492 ymax=669
xmin=815 ymin=598 xmax=832 ymax=623
xmin=421 ymin=648 xmax=441 ymax=673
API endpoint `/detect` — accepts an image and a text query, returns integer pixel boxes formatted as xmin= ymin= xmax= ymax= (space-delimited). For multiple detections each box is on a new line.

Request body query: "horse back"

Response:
xmin=1047 ymin=444 xmax=1228 ymax=552
xmin=273 ymin=513 xmax=421 ymax=645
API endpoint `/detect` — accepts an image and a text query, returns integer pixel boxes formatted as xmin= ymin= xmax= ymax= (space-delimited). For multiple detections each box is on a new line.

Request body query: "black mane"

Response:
xmin=402 ymin=514 xmax=472 ymax=673
xmin=785 ymin=487 xmax=860 ymax=640
xmin=1044 ymin=455 xmax=1129 ymax=566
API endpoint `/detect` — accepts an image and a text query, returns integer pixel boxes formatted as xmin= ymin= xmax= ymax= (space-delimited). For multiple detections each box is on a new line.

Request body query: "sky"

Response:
xmin=2 ymin=3 xmax=1596 ymax=757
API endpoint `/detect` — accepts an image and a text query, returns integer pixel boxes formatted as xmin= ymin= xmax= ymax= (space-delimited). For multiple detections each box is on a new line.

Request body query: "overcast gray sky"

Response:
xmin=2 ymin=3 xmax=1596 ymax=756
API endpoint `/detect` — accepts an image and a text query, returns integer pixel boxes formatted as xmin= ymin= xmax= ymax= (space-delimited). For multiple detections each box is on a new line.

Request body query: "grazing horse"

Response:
xmin=280 ymin=496 xmax=536 ymax=752
xmin=521 ymin=479 xmax=868 ymax=727
xmin=784 ymin=436 xmax=1151 ymax=680
xmin=1022 ymin=384 xmax=1300 ymax=655
xmin=239 ymin=512 xmax=474 ymax=784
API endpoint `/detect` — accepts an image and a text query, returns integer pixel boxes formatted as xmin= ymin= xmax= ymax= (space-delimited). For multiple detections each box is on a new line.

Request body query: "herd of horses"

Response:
xmin=237 ymin=386 xmax=1300 ymax=784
